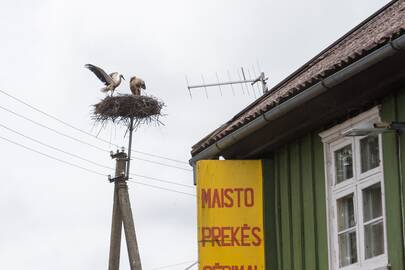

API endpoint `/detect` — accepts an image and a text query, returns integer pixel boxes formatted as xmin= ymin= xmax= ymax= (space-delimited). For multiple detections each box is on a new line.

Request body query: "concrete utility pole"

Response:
xmin=108 ymin=143 xmax=142 ymax=270
xmin=92 ymin=89 xmax=163 ymax=270
xmin=108 ymin=151 xmax=124 ymax=270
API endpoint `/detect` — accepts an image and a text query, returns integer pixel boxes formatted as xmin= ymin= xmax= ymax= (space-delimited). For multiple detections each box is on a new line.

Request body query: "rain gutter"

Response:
xmin=190 ymin=34 xmax=405 ymax=168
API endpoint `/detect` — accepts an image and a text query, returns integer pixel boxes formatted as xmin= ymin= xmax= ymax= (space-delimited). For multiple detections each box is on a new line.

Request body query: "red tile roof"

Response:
xmin=192 ymin=0 xmax=405 ymax=156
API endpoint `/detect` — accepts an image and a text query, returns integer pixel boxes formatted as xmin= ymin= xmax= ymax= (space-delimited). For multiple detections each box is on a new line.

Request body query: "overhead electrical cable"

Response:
xmin=150 ymin=259 xmax=197 ymax=270
xmin=0 ymin=136 xmax=195 ymax=197
xmin=131 ymin=149 xmax=188 ymax=166
xmin=0 ymin=104 xmax=108 ymax=152
xmin=0 ymin=88 xmax=189 ymax=165
xmin=184 ymin=261 xmax=198 ymax=270
xmin=0 ymin=122 xmax=110 ymax=168
xmin=0 ymin=104 xmax=191 ymax=172
xmin=0 ymin=122 xmax=194 ymax=188
xmin=0 ymin=136 xmax=196 ymax=196
xmin=0 ymin=135 xmax=106 ymax=176
xmin=127 ymin=180 xmax=196 ymax=197
xmin=130 ymin=172 xmax=194 ymax=189
xmin=131 ymin=157 xmax=191 ymax=172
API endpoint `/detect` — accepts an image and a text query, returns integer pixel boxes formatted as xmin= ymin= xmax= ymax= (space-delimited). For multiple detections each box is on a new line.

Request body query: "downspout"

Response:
xmin=190 ymin=33 xmax=405 ymax=173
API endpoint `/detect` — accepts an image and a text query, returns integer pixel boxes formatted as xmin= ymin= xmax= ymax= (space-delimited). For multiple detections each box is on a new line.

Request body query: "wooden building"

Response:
xmin=190 ymin=1 xmax=405 ymax=269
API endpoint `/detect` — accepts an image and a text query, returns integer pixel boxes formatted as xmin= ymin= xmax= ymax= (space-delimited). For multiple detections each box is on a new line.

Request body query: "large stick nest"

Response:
xmin=93 ymin=94 xmax=164 ymax=127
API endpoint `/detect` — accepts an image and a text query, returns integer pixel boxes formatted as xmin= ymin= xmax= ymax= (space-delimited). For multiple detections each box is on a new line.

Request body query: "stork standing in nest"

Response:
xmin=85 ymin=64 xmax=125 ymax=96
xmin=130 ymin=76 xmax=146 ymax=96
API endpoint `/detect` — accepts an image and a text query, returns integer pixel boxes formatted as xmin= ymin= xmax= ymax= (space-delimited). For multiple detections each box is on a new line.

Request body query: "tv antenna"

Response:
xmin=186 ymin=67 xmax=269 ymax=99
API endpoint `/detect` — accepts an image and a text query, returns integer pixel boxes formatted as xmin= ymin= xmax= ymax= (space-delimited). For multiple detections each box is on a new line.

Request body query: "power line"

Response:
xmin=151 ymin=260 xmax=196 ymax=270
xmin=0 ymin=88 xmax=189 ymax=165
xmin=132 ymin=149 xmax=188 ymax=165
xmin=130 ymin=172 xmax=194 ymax=189
xmin=128 ymin=180 xmax=196 ymax=197
xmin=0 ymin=122 xmax=194 ymax=188
xmin=184 ymin=261 xmax=198 ymax=270
xmin=0 ymin=122 xmax=110 ymax=168
xmin=131 ymin=157 xmax=191 ymax=172
xmin=0 ymin=104 xmax=108 ymax=152
xmin=0 ymin=135 xmax=195 ymax=197
xmin=0 ymin=135 xmax=106 ymax=176
xmin=0 ymin=104 xmax=192 ymax=172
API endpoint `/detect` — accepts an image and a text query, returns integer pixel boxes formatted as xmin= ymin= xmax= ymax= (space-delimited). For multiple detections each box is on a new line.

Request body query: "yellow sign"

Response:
xmin=196 ymin=160 xmax=265 ymax=270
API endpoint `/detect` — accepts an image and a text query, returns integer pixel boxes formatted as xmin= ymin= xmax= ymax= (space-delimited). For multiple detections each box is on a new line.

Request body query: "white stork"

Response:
xmin=85 ymin=64 xmax=125 ymax=96
xmin=129 ymin=76 xmax=146 ymax=96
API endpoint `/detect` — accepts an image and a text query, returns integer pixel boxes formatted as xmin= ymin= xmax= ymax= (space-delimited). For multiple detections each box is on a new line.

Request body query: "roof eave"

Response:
xmin=189 ymin=33 xmax=405 ymax=166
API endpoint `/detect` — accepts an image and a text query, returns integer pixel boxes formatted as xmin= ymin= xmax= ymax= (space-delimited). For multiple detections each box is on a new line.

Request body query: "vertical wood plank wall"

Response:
xmin=262 ymin=132 xmax=328 ymax=270
xmin=381 ymin=89 xmax=405 ymax=270
xmin=261 ymin=88 xmax=405 ymax=270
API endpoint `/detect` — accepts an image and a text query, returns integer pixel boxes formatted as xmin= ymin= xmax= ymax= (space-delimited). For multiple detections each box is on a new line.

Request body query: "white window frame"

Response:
xmin=357 ymin=175 xmax=387 ymax=269
xmin=330 ymin=138 xmax=355 ymax=190
xmin=332 ymin=185 xmax=359 ymax=270
xmin=319 ymin=107 xmax=388 ymax=270
xmin=355 ymin=135 xmax=383 ymax=181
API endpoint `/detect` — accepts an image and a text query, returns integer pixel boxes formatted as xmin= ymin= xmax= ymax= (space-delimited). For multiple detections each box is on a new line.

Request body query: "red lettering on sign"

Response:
xmin=200 ymin=188 xmax=255 ymax=208
xmin=251 ymin=227 xmax=262 ymax=246
xmin=221 ymin=227 xmax=231 ymax=246
xmin=201 ymin=264 xmax=258 ymax=270
xmin=201 ymin=227 xmax=211 ymax=247
xmin=200 ymin=225 xmax=262 ymax=247
xmin=201 ymin=189 xmax=211 ymax=208
xmin=234 ymin=188 xmax=243 ymax=207
xmin=223 ymin=188 xmax=233 ymax=207
xmin=244 ymin=188 xmax=254 ymax=207
xmin=241 ymin=224 xmax=250 ymax=246
xmin=230 ymin=226 xmax=241 ymax=246
xmin=212 ymin=227 xmax=221 ymax=246
xmin=212 ymin=189 xmax=221 ymax=208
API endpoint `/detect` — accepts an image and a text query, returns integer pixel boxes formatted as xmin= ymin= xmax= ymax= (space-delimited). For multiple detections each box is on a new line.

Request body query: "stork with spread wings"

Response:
xmin=85 ymin=64 xmax=125 ymax=96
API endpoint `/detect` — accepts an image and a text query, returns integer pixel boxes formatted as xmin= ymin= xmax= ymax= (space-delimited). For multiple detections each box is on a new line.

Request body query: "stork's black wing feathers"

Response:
xmin=84 ymin=64 xmax=113 ymax=86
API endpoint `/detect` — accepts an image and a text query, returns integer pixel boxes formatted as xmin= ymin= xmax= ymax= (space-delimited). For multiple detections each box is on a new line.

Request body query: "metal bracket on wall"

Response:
xmin=343 ymin=121 xmax=405 ymax=137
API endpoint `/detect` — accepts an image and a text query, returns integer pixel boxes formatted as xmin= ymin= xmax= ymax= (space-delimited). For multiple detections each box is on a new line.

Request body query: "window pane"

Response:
xmin=339 ymin=231 xmax=358 ymax=267
xmin=365 ymin=221 xmax=384 ymax=259
xmin=360 ymin=135 xmax=380 ymax=173
xmin=334 ymin=144 xmax=353 ymax=184
xmin=337 ymin=194 xmax=355 ymax=231
xmin=363 ymin=183 xmax=382 ymax=222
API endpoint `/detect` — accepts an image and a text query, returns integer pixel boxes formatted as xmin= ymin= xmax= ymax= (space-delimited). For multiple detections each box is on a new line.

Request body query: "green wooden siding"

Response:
xmin=381 ymin=90 xmax=405 ymax=270
xmin=260 ymin=88 xmax=405 ymax=269
xmin=262 ymin=132 xmax=328 ymax=270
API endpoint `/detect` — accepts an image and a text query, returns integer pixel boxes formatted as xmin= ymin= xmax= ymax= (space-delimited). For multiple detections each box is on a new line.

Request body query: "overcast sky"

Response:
xmin=0 ymin=0 xmax=390 ymax=269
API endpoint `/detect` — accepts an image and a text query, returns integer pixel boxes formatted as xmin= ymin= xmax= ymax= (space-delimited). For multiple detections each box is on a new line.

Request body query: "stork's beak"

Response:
xmin=121 ymin=75 xmax=125 ymax=80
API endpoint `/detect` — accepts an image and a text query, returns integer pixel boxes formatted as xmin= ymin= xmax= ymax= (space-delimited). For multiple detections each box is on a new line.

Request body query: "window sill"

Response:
xmin=338 ymin=264 xmax=389 ymax=270
xmin=373 ymin=265 xmax=390 ymax=270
